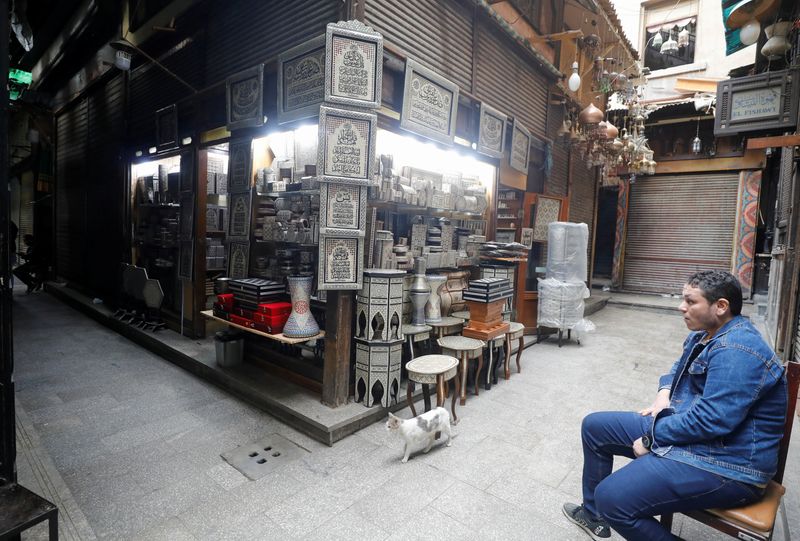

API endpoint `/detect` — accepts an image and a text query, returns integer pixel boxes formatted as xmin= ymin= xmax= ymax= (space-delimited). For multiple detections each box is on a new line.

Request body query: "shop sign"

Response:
xmin=715 ymin=68 xmax=798 ymax=136
xmin=318 ymin=236 xmax=364 ymax=290
xmin=477 ymin=102 xmax=507 ymax=158
xmin=319 ymin=182 xmax=367 ymax=236
xmin=226 ymin=64 xmax=265 ymax=131
xmin=324 ymin=20 xmax=383 ymax=110
xmin=179 ymin=240 xmax=193 ymax=280
xmin=318 ymin=105 xmax=376 ymax=185
xmin=227 ymin=139 xmax=252 ymax=193
xmin=400 ymin=58 xmax=459 ymax=145
xmin=228 ymin=191 xmax=252 ymax=239
xmin=509 ymin=120 xmax=531 ymax=174
xmin=227 ymin=240 xmax=250 ymax=279
xmin=155 ymin=104 xmax=178 ymax=151
xmin=277 ymin=36 xmax=325 ymax=124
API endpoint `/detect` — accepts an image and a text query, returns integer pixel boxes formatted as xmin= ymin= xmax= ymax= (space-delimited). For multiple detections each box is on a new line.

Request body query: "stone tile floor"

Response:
xmin=11 ymin=287 xmax=799 ymax=540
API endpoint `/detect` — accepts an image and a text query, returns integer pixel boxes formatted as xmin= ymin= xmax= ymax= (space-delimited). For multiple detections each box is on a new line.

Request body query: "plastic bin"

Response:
xmin=214 ymin=331 xmax=244 ymax=367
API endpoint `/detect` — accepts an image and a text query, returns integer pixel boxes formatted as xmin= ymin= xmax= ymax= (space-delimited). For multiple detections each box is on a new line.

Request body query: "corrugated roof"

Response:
xmin=597 ymin=0 xmax=639 ymax=60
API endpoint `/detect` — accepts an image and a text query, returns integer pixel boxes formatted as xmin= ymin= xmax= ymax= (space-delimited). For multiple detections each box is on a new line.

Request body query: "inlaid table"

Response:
xmin=405 ymin=354 xmax=460 ymax=424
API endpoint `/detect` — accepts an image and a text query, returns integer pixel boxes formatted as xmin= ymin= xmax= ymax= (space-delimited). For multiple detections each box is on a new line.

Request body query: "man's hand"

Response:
xmin=632 ymin=437 xmax=650 ymax=457
xmin=639 ymin=388 xmax=671 ymax=417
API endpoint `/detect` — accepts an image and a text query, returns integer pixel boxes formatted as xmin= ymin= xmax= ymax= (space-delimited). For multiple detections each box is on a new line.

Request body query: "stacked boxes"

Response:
xmin=463 ymin=278 xmax=513 ymax=332
xmin=213 ymin=279 xmax=292 ymax=334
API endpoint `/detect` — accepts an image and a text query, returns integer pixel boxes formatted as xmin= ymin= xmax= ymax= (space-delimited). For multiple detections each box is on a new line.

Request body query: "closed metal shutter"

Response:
xmin=623 ymin=173 xmax=739 ymax=294
xmin=569 ymin=153 xmax=596 ymax=262
xmin=776 ymin=147 xmax=794 ymax=228
xmin=206 ymin=0 xmax=339 ymax=83
xmin=475 ymin=18 xmax=548 ymax=140
xmin=55 ymin=74 xmax=125 ymax=295
xmin=56 ymin=99 xmax=89 ymax=283
xmin=364 ymin=0 xmax=474 ymax=92
xmin=545 ymin=105 xmax=569 ymax=197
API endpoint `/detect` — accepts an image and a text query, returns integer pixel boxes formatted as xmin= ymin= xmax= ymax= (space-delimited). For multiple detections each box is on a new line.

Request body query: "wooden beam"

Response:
xmin=747 ymin=135 xmax=800 ymax=150
xmin=322 ymin=291 xmax=354 ymax=407
xmin=527 ymin=29 xmax=584 ymax=43
xmin=654 ymin=150 xmax=766 ymax=174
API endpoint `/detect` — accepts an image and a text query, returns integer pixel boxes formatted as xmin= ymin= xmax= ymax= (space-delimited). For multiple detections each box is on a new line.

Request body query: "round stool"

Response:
xmin=429 ymin=316 xmax=464 ymax=341
xmin=451 ymin=310 xmax=470 ymax=322
xmin=505 ymin=322 xmax=525 ymax=377
xmin=402 ymin=323 xmax=432 ymax=360
xmin=437 ymin=335 xmax=485 ymax=405
xmin=405 ymin=354 xmax=460 ymax=424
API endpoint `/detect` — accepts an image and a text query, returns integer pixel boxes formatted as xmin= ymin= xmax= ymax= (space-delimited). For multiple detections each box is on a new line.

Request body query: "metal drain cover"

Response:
xmin=221 ymin=433 xmax=308 ymax=480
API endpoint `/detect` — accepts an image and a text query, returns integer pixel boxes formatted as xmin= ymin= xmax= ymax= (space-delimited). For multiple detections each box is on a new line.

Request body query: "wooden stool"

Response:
xmin=504 ymin=322 xmax=525 ymax=378
xmin=437 ymin=336 xmax=485 ymax=405
xmin=429 ymin=316 xmax=464 ymax=341
xmin=463 ymin=322 xmax=510 ymax=391
xmin=450 ymin=310 xmax=470 ymax=322
xmin=402 ymin=323 xmax=432 ymax=360
xmin=405 ymin=354 xmax=460 ymax=425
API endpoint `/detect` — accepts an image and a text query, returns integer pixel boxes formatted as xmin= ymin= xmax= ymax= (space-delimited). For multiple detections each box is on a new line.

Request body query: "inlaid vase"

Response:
xmin=283 ymin=275 xmax=320 ymax=338
xmin=425 ymin=275 xmax=447 ymax=324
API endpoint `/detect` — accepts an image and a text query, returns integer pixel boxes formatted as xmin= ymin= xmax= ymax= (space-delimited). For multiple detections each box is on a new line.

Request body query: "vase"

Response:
xmin=408 ymin=258 xmax=430 ymax=325
xmin=283 ymin=275 xmax=320 ymax=338
xmin=440 ymin=270 xmax=470 ymax=315
xmin=425 ymin=275 xmax=447 ymax=323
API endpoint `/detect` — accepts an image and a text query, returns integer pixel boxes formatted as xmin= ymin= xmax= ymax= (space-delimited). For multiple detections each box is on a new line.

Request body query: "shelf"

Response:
xmin=137 ymin=203 xmax=181 ymax=208
xmin=479 ymin=256 xmax=527 ymax=262
xmin=259 ymin=189 xmax=320 ymax=196
xmin=496 ymin=227 xmax=517 ymax=230
xmin=255 ymin=240 xmax=318 ymax=247
xmin=370 ymin=200 xmax=484 ymax=218
xmin=206 ymin=231 xmax=226 ymax=237
xmin=201 ymin=310 xmax=325 ymax=344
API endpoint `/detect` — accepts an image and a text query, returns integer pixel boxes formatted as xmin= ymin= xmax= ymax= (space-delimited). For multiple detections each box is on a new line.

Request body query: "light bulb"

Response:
xmin=568 ymin=61 xmax=581 ymax=92
xmin=692 ymin=136 xmax=702 ymax=154
xmin=115 ymin=50 xmax=132 ymax=71
xmin=739 ymin=18 xmax=760 ymax=46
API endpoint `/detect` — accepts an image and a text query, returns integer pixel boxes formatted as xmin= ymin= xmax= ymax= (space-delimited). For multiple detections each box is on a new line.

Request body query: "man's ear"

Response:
xmin=715 ymin=298 xmax=730 ymax=316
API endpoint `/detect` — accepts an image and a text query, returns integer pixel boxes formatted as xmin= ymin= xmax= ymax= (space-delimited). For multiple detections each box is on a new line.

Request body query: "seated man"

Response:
xmin=13 ymin=234 xmax=43 ymax=293
xmin=563 ymin=270 xmax=787 ymax=541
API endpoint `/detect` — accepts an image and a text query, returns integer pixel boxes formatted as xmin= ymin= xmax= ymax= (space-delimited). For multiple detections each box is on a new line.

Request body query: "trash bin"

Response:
xmin=215 ymin=331 xmax=244 ymax=367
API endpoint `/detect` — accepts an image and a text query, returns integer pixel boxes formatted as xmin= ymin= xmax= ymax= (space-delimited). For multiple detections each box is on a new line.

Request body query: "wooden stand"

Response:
xmin=200 ymin=310 xmax=325 ymax=344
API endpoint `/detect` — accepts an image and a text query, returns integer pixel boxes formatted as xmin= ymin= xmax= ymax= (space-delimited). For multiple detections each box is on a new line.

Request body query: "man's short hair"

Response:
xmin=686 ymin=270 xmax=742 ymax=316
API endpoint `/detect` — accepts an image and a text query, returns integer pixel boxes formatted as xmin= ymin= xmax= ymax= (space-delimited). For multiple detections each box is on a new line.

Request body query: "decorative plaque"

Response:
xmin=324 ymin=20 xmax=383 ymax=109
xmin=277 ymin=36 xmax=325 ymax=124
xmin=400 ymin=58 xmax=459 ymax=145
xmin=319 ymin=182 xmax=367 ymax=236
xmin=318 ymin=236 xmax=364 ymax=290
xmin=477 ymin=102 xmax=507 ymax=158
xmin=227 ymin=241 xmax=250 ymax=279
xmin=509 ymin=120 xmax=531 ymax=174
xmin=317 ymin=105 xmax=376 ymax=185
xmin=227 ymin=139 xmax=252 ymax=193
xmin=155 ymin=104 xmax=178 ymax=151
xmin=228 ymin=191 xmax=252 ymax=239
xmin=226 ymin=64 xmax=265 ymax=131
xmin=179 ymin=193 xmax=194 ymax=241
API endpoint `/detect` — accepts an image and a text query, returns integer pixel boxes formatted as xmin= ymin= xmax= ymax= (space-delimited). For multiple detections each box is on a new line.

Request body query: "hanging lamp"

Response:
xmin=692 ymin=119 xmax=702 ymax=154
xmin=677 ymin=26 xmax=690 ymax=48
xmin=652 ymin=31 xmax=663 ymax=48
xmin=660 ymin=31 xmax=679 ymax=54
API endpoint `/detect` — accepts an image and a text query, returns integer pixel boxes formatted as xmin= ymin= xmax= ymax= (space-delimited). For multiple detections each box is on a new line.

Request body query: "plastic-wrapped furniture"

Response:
xmin=537 ymin=278 xmax=589 ymax=347
xmin=546 ymin=222 xmax=588 ymax=283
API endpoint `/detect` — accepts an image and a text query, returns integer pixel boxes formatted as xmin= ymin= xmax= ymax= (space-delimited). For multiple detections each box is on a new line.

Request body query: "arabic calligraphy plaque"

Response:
xmin=509 ymin=120 xmax=531 ymax=174
xmin=278 ymin=36 xmax=325 ymax=124
xmin=400 ymin=58 xmax=459 ymax=145
xmin=228 ymin=191 xmax=252 ymax=238
xmin=324 ymin=20 xmax=382 ymax=109
xmin=228 ymin=241 xmax=250 ymax=279
xmin=477 ymin=102 xmax=507 ymax=158
xmin=226 ymin=65 xmax=265 ymax=131
xmin=318 ymin=236 xmax=363 ymax=290
xmin=318 ymin=105 xmax=376 ymax=185
xmin=320 ymin=182 xmax=366 ymax=236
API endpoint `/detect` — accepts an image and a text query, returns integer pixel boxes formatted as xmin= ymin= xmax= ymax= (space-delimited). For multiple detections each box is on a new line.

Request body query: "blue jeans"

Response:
xmin=581 ymin=411 xmax=764 ymax=541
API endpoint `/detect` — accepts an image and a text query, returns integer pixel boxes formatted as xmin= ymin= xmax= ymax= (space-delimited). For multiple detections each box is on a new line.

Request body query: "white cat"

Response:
xmin=386 ymin=407 xmax=452 ymax=463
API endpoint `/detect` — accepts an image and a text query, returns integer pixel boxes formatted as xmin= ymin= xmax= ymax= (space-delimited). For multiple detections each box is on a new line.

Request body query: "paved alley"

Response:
xmin=12 ymin=289 xmax=800 ymax=540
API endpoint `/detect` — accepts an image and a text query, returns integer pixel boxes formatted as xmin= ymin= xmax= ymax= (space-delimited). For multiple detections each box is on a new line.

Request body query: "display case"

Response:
xmin=495 ymin=187 xmax=523 ymax=243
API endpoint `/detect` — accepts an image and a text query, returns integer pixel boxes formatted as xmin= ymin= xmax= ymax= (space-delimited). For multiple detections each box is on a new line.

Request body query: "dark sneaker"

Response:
xmin=563 ymin=502 xmax=611 ymax=540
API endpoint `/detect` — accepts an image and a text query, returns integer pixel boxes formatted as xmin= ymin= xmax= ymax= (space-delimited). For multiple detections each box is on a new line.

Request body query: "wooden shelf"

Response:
xmin=480 ymin=256 xmax=527 ymax=262
xmin=200 ymin=310 xmax=325 ymax=344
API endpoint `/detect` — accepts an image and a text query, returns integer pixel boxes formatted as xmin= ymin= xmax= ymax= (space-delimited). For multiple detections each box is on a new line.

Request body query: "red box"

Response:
xmin=217 ymin=293 xmax=234 ymax=310
xmin=253 ymin=321 xmax=284 ymax=334
xmin=231 ymin=307 xmax=255 ymax=319
xmin=229 ymin=314 xmax=255 ymax=329
xmin=253 ymin=312 xmax=289 ymax=327
xmin=257 ymin=302 xmax=292 ymax=316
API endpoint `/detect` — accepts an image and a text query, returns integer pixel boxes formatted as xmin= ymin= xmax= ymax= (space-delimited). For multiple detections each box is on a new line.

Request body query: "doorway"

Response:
xmin=592 ymin=186 xmax=618 ymax=283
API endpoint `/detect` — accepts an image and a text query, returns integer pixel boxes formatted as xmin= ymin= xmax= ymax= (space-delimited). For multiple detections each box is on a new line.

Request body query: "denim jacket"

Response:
xmin=650 ymin=315 xmax=786 ymax=487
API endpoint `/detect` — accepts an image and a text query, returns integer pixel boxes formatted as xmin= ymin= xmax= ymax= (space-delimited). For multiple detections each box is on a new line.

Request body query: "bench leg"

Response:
xmin=516 ymin=336 xmax=523 ymax=373
xmin=49 ymin=510 xmax=58 ymax=541
xmin=422 ymin=384 xmax=432 ymax=412
xmin=450 ymin=374 xmax=459 ymax=425
xmin=660 ymin=513 xmax=673 ymax=532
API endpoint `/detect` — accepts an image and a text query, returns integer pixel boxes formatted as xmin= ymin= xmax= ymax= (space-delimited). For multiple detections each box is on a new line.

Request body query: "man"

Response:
xmin=563 ymin=270 xmax=787 ymax=540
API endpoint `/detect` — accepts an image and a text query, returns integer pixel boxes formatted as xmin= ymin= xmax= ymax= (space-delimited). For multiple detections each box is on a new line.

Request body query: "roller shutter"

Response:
xmin=622 ymin=173 xmax=739 ymax=294
xmin=364 ymin=0 xmax=474 ymax=92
